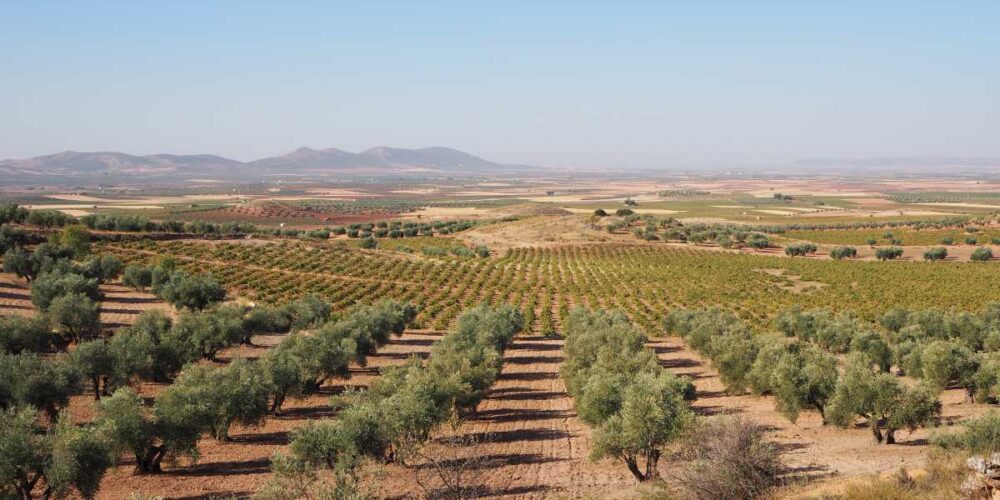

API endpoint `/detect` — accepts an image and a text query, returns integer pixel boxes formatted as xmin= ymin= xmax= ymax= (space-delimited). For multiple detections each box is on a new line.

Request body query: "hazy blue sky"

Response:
xmin=1 ymin=1 xmax=998 ymax=168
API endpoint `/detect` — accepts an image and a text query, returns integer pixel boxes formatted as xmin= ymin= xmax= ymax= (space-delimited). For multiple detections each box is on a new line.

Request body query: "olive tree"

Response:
xmin=918 ymin=339 xmax=979 ymax=399
xmin=47 ymin=293 xmax=102 ymax=344
xmin=830 ymin=246 xmax=857 ymax=260
xmin=30 ymin=269 xmax=101 ymax=311
xmin=282 ymin=294 xmax=332 ymax=331
xmin=922 ymin=247 xmax=948 ymax=262
xmin=568 ymin=308 xmax=694 ymax=481
xmin=0 ymin=315 xmax=53 ymax=354
xmin=4 ymin=244 xmax=76 ymax=283
xmin=827 ymin=355 xmax=940 ymax=444
xmin=0 ymin=407 xmax=116 ymax=500
xmin=849 ymin=330 xmax=892 ymax=372
xmin=875 ymin=246 xmax=904 ymax=261
xmin=590 ymin=371 xmax=694 ymax=481
xmin=0 ymin=352 xmax=80 ymax=421
xmin=971 ymin=247 xmax=993 ymax=262
xmin=80 ymin=254 xmax=123 ymax=284
xmin=972 ymin=356 xmax=1000 ymax=404
xmin=764 ymin=343 xmax=838 ymax=423
xmin=167 ymin=305 xmax=245 ymax=361
xmin=156 ymin=271 xmax=226 ymax=310
xmin=121 ymin=264 xmax=153 ymax=291
xmin=168 ymin=358 xmax=270 ymax=441
xmin=71 ymin=339 xmax=116 ymax=399
xmin=97 ymin=386 xmax=213 ymax=474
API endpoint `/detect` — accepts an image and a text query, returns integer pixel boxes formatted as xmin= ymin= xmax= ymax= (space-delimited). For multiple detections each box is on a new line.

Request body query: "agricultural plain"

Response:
xmin=1 ymin=176 xmax=1000 ymax=499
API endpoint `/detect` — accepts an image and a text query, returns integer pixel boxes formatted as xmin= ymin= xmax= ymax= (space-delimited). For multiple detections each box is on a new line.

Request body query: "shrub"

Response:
xmin=932 ymin=410 xmax=1000 ymax=454
xmin=359 ymin=237 xmax=377 ymax=249
xmin=593 ymin=209 xmax=607 ymax=217
xmin=674 ymin=416 xmax=783 ymax=500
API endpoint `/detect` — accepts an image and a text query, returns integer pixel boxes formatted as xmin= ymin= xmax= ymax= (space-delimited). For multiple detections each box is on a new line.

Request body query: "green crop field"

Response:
xmin=100 ymin=238 xmax=1000 ymax=335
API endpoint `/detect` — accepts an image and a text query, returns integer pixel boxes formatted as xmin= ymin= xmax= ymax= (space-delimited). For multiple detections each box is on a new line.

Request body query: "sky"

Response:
xmin=1 ymin=1 xmax=998 ymax=169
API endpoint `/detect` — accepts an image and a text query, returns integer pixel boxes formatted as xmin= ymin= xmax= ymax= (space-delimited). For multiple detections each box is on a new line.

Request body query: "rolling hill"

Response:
xmin=0 ymin=146 xmax=528 ymax=184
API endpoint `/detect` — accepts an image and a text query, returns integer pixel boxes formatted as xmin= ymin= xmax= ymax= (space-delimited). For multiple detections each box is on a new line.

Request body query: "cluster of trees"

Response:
xmin=0 ymin=293 xmax=424 ymax=497
xmin=879 ymin=306 xmax=1000 ymax=401
xmin=93 ymin=296 xmax=411 ymax=476
xmin=259 ymin=299 xmax=412 ymax=414
xmin=665 ymin=307 xmax=953 ymax=444
xmin=728 ymin=216 xmax=974 ymax=235
xmin=562 ymin=309 xmax=695 ymax=481
xmin=338 ymin=219 xmax=477 ymax=239
xmin=279 ymin=305 xmax=521 ymax=486
xmin=784 ymin=243 xmax=818 ymax=257
xmin=610 ymin=215 xmax=782 ymax=251
xmin=2 ymin=225 xmax=128 ymax=348
xmin=0 ymin=205 xmax=75 ymax=228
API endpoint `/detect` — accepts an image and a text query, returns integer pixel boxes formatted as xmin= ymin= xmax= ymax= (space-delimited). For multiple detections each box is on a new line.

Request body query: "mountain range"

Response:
xmin=0 ymin=146 xmax=527 ymax=184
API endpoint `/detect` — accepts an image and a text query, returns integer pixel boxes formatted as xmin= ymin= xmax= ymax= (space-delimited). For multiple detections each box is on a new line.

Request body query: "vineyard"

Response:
xmin=99 ymin=238 xmax=1000 ymax=336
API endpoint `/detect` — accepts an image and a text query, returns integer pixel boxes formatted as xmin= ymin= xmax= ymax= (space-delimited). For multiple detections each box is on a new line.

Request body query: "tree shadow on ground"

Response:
xmin=168 ymin=458 xmax=271 ymax=477
xmin=504 ymin=355 xmax=563 ymax=365
xmin=454 ymin=428 xmax=573 ymax=444
xmin=471 ymin=408 xmax=574 ymax=423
